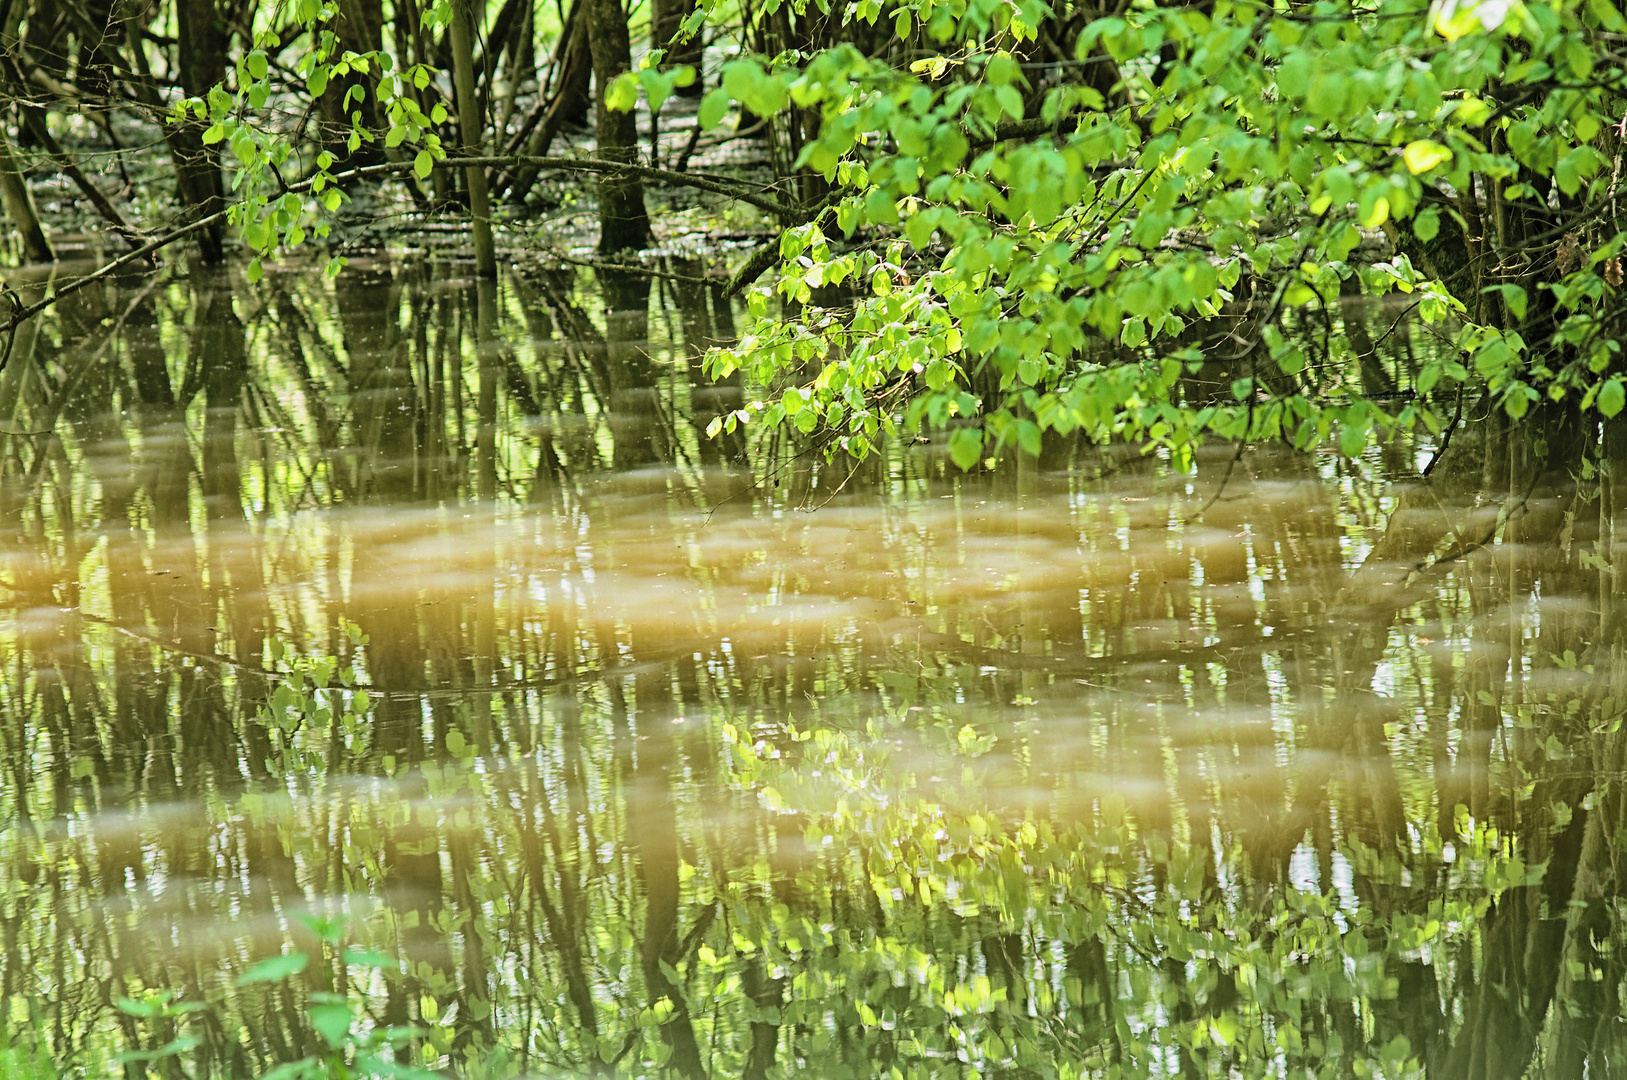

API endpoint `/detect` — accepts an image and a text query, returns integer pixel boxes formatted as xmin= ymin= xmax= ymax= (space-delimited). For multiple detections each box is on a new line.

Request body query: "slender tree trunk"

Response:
xmin=491 ymin=0 xmax=535 ymax=144
xmin=475 ymin=279 xmax=499 ymax=496
xmin=587 ymin=0 xmax=649 ymax=252
xmin=450 ymin=0 xmax=498 ymax=277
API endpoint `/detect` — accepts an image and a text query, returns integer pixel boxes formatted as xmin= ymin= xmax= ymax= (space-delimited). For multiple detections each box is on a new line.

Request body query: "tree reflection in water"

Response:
xmin=0 ymin=257 xmax=1621 ymax=1079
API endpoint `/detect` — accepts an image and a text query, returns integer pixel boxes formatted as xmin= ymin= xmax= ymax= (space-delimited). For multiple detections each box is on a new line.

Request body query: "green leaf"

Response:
xmin=722 ymin=61 xmax=756 ymax=102
xmin=985 ymin=52 xmax=1020 ymax=86
xmin=1403 ymin=140 xmax=1452 ymax=175
xmin=1491 ymin=283 xmax=1527 ymax=321
xmin=1590 ymin=0 xmax=1627 ymax=30
xmin=342 ymin=948 xmax=398 ymax=969
xmin=413 ymin=149 xmax=432 ymax=180
xmin=1339 ymin=421 xmax=1368 ymax=458
xmin=308 ymin=1001 xmax=353 ymax=1049
xmin=116 ymin=1036 xmax=201 ymax=1065
xmin=994 ymin=85 xmax=1023 ymax=120
xmin=1565 ymin=39 xmax=1594 ymax=79
xmin=238 ymin=951 xmax=307 ymax=985
xmin=699 ymin=87 xmax=730 ymax=130
xmin=1277 ymin=52 xmax=1313 ymax=98
xmin=1306 ymin=74 xmax=1348 ymax=120
xmin=1599 ymin=379 xmax=1625 ymax=418
xmin=1413 ymin=206 xmax=1440 ymax=242
xmin=1016 ymin=419 xmax=1041 ymax=457
xmin=1417 ymin=361 xmax=1442 ymax=394
xmin=948 ymin=427 xmax=983 ymax=470
xmin=245 ymin=50 xmax=269 ymax=80
xmin=641 ymin=70 xmax=676 ymax=114
xmin=606 ymin=72 xmax=640 ymax=112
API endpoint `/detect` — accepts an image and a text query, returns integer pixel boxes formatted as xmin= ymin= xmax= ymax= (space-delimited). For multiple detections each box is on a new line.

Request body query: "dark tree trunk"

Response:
xmin=587 ymin=0 xmax=649 ymax=253
xmin=652 ymin=0 xmax=703 ymax=94
xmin=320 ymin=0 xmax=387 ymax=166
xmin=173 ymin=0 xmax=228 ymax=261
xmin=551 ymin=4 xmax=594 ymax=129
xmin=503 ymin=0 xmax=591 ymax=203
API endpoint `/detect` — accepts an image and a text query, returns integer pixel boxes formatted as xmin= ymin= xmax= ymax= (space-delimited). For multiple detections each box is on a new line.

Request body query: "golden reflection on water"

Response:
xmin=0 ymin=259 xmax=1618 ymax=1078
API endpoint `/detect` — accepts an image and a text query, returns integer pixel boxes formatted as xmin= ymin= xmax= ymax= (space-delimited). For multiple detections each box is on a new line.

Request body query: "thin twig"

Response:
xmin=1421 ymin=384 xmax=1465 ymax=478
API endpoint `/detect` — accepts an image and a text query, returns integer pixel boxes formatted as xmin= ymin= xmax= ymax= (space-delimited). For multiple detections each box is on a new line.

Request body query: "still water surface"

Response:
xmin=0 ymin=255 xmax=1618 ymax=1079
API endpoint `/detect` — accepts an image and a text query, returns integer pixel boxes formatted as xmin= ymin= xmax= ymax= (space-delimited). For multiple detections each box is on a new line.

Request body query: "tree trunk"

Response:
xmin=0 ymin=122 xmax=52 ymax=263
xmin=450 ymin=0 xmax=498 ymax=277
xmin=653 ymin=0 xmax=703 ymax=95
xmin=587 ymin=0 xmax=649 ymax=253
xmin=321 ymin=0 xmax=388 ymax=167
xmin=173 ymin=0 xmax=227 ymax=261
xmin=502 ymin=0 xmax=591 ymax=203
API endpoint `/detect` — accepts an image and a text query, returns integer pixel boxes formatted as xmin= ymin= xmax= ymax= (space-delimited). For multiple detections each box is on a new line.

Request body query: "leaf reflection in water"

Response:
xmin=0 ymin=258 xmax=1619 ymax=1079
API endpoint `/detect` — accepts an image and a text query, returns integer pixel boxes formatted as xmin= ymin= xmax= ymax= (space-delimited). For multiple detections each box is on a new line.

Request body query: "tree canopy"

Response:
xmin=678 ymin=0 xmax=1627 ymax=468
xmin=5 ymin=0 xmax=1620 ymax=476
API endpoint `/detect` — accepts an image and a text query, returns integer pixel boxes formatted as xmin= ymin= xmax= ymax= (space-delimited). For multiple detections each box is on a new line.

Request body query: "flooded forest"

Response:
xmin=1 ymin=0 xmax=1627 ymax=1077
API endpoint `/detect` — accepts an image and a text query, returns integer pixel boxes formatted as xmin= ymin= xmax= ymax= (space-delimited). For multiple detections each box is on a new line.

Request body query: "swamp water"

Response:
xmin=0 ymin=255 xmax=1620 ymax=1080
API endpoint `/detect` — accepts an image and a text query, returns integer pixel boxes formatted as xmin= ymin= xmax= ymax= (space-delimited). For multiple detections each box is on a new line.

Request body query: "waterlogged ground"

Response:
xmin=0 ymin=255 xmax=1621 ymax=1079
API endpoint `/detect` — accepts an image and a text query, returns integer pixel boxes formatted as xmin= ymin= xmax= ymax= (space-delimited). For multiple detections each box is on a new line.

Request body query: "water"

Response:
xmin=0 ymin=254 xmax=1618 ymax=1079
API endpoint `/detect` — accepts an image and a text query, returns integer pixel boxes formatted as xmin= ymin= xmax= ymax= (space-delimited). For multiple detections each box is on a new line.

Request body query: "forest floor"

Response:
xmin=19 ymin=90 xmax=781 ymax=283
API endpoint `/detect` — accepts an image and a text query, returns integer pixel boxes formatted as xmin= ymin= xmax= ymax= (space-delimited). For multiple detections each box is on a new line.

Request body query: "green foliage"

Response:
xmin=172 ymin=1 xmax=447 ymax=279
xmin=0 ymin=1013 xmax=58 ymax=1080
xmin=681 ymin=714 xmax=1523 ymax=1079
xmin=694 ymin=0 xmax=1627 ymax=464
xmin=242 ymin=914 xmax=438 ymax=1080
xmin=109 ymin=627 xmax=443 ymax=1080
xmin=115 ymin=915 xmax=436 ymax=1080
xmin=259 ymin=619 xmax=373 ymax=774
xmin=606 ymin=50 xmax=699 ymax=116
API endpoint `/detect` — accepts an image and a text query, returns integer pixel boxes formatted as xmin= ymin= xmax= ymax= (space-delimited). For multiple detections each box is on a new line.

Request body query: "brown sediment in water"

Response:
xmin=0 ymin=257 xmax=1620 ymax=1077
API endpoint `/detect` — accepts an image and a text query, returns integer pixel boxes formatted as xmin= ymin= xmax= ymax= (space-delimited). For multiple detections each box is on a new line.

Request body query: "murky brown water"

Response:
xmin=0 ymin=256 xmax=1621 ymax=1079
